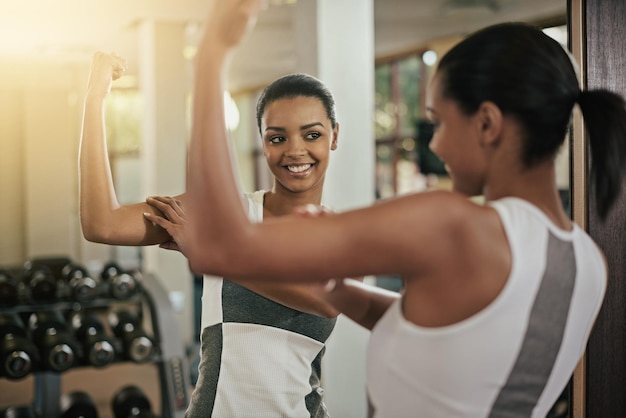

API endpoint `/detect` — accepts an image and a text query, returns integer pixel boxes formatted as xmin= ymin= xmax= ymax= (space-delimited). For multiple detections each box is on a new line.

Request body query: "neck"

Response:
xmin=263 ymin=185 xmax=324 ymax=218
xmin=485 ymin=159 xmax=572 ymax=229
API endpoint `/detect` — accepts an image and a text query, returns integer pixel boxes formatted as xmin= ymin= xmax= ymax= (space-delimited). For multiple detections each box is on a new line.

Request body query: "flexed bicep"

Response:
xmin=79 ymin=52 xmax=174 ymax=246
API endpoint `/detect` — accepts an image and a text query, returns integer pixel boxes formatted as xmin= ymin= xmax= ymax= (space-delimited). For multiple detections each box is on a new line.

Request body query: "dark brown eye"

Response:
xmin=268 ymin=136 xmax=285 ymax=144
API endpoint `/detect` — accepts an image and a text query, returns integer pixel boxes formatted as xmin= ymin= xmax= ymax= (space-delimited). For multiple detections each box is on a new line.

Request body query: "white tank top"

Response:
xmin=366 ymin=197 xmax=606 ymax=418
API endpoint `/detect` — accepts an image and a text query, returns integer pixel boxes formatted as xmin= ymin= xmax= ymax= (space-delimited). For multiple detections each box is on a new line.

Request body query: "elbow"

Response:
xmin=79 ymin=208 xmax=106 ymax=243
xmin=80 ymin=221 xmax=111 ymax=244
xmin=80 ymin=223 xmax=99 ymax=243
xmin=186 ymin=227 xmax=253 ymax=277
xmin=186 ymin=244 xmax=230 ymax=277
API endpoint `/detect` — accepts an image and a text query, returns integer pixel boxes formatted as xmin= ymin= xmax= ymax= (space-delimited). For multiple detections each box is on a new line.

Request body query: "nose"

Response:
xmin=285 ymin=138 xmax=307 ymax=158
xmin=428 ymin=134 xmax=440 ymax=157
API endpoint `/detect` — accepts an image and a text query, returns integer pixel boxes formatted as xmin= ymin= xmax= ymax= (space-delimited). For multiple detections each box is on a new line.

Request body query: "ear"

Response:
xmin=330 ymin=123 xmax=339 ymax=150
xmin=475 ymin=101 xmax=503 ymax=146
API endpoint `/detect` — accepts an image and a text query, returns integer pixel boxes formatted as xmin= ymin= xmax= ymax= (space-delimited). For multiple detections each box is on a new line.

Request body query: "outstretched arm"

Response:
xmin=320 ymin=278 xmax=400 ymax=330
xmin=79 ymin=52 xmax=176 ymax=246
xmin=145 ymin=195 xmax=345 ymax=318
xmin=185 ymin=0 xmax=469 ymax=285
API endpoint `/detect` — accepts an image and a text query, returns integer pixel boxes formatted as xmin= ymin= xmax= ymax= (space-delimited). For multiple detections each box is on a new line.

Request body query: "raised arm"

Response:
xmin=185 ymin=1 xmax=262 ymax=269
xmin=186 ymin=1 xmax=490 ymax=288
xmin=188 ymin=1 xmax=418 ymax=280
xmin=188 ymin=2 xmax=404 ymax=280
xmin=79 ymin=52 xmax=176 ymax=246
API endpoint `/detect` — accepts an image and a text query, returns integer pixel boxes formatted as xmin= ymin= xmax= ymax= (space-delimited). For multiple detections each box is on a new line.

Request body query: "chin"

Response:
xmin=280 ymin=182 xmax=313 ymax=194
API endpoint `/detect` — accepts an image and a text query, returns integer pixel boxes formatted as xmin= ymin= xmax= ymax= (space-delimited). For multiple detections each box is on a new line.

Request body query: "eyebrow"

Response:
xmin=264 ymin=122 xmax=325 ymax=133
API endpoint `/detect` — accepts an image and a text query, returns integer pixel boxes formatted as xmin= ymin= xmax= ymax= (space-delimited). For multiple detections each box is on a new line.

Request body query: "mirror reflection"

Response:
xmin=0 ymin=1 xmax=569 ymax=417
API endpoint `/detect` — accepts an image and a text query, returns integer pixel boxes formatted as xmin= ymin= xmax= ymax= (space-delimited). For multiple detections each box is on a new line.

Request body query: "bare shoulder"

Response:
xmin=397 ymin=193 xmax=511 ymax=327
xmin=358 ymin=191 xmax=505 ymax=278
xmin=384 ymin=191 xmax=500 ymax=241
xmin=415 ymin=192 xmax=507 ymax=261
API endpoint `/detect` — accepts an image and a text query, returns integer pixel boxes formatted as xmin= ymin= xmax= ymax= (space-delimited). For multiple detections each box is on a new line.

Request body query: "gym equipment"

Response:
xmin=140 ymin=273 xmax=190 ymax=416
xmin=22 ymin=257 xmax=74 ymax=302
xmin=0 ymin=312 xmax=38 ymax=380
xmin=100 ymin=262 xmax=139 ymax=300
xmin=21 ymin=265 xmax=57 ymax=303
xmin=109 ymin=310 xmax=154 ymax=364
xmin=60 ymin=391 xmax=99 ymax=418
xmin=1 ymin=406 xmax=38 ymax=418
xmin=29 ymin=311 xmax=77 ymax=372
xmin=1 ymin=257 xmax=190 ymax=418
xmin=111 ymin=385 xmax=155 ymax=418
xmin=61 ymin=263 xmax=99 ymax=302
xmin=0 ymin=269 xmax=18 ymax=307
xmin=23 ymin=257 xmax=72 ymax=278
xmin=70 ymin=311 xmax=116 ymax=368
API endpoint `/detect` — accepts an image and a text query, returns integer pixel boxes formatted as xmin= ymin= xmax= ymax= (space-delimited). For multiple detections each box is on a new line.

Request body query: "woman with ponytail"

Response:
xmin=181 ymin=2 xmax=626 ymax=416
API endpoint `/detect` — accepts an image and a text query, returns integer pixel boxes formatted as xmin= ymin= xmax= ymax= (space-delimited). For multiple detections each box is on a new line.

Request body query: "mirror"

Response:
xmin=0 ymin=1 xmax=570 ymax=417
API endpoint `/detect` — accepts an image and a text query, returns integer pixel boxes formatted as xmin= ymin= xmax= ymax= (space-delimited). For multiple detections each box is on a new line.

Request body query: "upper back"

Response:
xmin=367 ymin=197 xmax=606 ymax=417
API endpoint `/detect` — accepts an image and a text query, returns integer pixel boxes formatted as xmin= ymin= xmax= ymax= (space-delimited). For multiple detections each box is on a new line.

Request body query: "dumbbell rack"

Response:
xmin=0 ymin=264 xmax=190 ymax=418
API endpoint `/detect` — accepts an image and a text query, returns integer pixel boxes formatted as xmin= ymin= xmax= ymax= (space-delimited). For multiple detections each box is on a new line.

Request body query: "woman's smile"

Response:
xmin=285 ymin=163 xmax=314 ymax=176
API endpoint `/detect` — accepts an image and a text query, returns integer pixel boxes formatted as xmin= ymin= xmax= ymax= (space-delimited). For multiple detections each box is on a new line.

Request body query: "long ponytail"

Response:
xmin=577 ymin=89 xmax=626 ymax=219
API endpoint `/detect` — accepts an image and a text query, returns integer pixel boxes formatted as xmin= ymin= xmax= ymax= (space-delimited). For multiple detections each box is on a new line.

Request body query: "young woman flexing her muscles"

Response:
xmin=179 ymin=1 xmax=626 ymax=417
xmin=80 ymin=49 xmax=350 ymax=417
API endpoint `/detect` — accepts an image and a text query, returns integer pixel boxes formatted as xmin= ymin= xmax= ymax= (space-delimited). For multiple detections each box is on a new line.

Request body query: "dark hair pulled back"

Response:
xmin=256 ymin=73 xmax=337 ymax=133
xmin=437 ymin=22 xmax=626 ymax=219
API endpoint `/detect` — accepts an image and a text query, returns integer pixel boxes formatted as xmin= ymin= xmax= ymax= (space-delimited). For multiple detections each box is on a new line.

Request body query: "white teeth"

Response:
xmin=287 ymin=164 xmax=311 ymax=173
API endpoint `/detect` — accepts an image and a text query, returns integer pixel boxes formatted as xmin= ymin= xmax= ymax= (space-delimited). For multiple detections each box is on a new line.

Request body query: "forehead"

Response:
xmin=262 ymin=96 xmax=328 ymax=125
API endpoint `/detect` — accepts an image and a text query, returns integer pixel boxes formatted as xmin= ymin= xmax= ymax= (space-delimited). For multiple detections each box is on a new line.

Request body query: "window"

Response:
xmin=374 ymin=52 xmax=442 ymax=200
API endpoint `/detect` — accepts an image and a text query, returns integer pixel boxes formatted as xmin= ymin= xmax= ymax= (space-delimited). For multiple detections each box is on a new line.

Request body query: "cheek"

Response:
xmin=310 ymin=142 xmax=332 ymax=158
xmin=263 ymin=147 xmax=280 ymax=164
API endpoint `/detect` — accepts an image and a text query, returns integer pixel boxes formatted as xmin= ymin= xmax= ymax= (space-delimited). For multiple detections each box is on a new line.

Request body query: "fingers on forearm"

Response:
xmin=147 ymin=196 xmax=185 ymax=219
xmin=146 ymin=196 xmax=172 ymax=213
xmin=144 ymin=212 xmax=169 ymax=229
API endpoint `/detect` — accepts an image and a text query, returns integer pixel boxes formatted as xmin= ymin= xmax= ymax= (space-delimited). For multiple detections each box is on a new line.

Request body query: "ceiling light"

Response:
xmin=422 ymin=50 xmax=438 ymax=66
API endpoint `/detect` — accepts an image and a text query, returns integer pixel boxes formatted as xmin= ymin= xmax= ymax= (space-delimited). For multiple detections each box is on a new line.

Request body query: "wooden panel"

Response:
xmin=585 ymin=0 xmax=626 ymax=416
xmin=568 ymin=0 xmax=587 ymax=416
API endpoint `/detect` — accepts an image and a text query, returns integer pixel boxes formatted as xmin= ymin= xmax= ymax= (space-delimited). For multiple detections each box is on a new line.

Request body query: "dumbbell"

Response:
xmin=70 ymin=311 xmax=116 ymax=368
xmin=0 ymin=269 xmax=19 ymax=307
xmin=109 ymin=310 xmax=153 ymax=363
xmin=0 ymin=312 xmax=38 ymax=380
xmin=23 ymin=257 xmax=76 ymax=302
xmin=100 ymin=262 xmax=139 ymax=300
xmin=2 ymin=405 xmax=38 ymax=418
xmin=29 ymin=310 xmax=78 ymax=372
xmin=24 ymin=257 xmax=73 ymax=279
xmin=21 ymin=265 xmax=57 ymax=302
xmin=61 ymin=263 xmax=99 ymax=301
xmin=111 ymin=385 xmax=155 ymax=418
xmin=60 ymin=391 xmax=99 ymax=418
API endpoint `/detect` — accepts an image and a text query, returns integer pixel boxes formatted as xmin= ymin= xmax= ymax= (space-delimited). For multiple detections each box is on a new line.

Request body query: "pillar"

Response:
xmin=293 ymin=1 xmax=376 ymax=416
xmin=137 ymin=20 xmax=193 ymax=345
